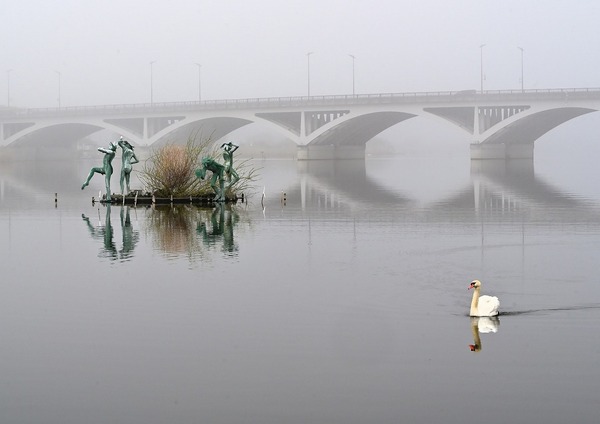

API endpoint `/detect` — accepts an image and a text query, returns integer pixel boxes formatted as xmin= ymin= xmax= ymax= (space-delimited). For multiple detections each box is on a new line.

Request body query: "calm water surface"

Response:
xmin=0 ymin=152 xmax=599 ymax=424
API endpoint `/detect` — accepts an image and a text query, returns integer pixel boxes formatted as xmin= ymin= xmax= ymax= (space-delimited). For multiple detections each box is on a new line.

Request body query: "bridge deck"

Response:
xmin=2 ymin=87 xmax=600 ymax=118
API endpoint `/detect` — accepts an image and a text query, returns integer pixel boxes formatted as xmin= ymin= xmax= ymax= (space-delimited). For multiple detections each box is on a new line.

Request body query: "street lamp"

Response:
xmin=195 ymin=63 xmax=202 ymax=102
xmin=6 ymin=69 xmax=12 ymax=107
xmin=55 ymin=70 xmax=61 ymax=108
xmin=150 ymin=60 xmax=156 ymax=104
xmin=306 ymin=52 xmax=313 ymax=97
xmin=479 ymin=44 xmax=486 ymax=93
xmin=348 ymin=54 xmax=356 ymax=96
xmin=518 ymin=46 xmax=524 ymax=92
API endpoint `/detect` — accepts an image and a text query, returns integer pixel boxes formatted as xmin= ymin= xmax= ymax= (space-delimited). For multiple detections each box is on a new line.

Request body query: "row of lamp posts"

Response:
xmin=480 ymin=45 xmax=525 ymax=93
xmin=5 ymin=48 xmax=525 ymax=108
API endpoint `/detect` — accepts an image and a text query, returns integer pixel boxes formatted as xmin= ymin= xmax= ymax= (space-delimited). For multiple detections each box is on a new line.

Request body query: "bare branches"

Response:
xmin=138 ymin=132 xmax=258 ymax=199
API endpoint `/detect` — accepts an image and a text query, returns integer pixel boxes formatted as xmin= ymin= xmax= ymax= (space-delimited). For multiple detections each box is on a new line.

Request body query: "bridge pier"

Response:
xmin=470 ymin=143 xmax=534 ymax=160
xmin=297 ymin=144 xmax=366 ymax=160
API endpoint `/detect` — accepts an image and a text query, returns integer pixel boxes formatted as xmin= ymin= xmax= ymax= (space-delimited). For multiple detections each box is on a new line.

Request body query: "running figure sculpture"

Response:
xmin=81 ymin=141 xmax=118 ymax=201
xmin=118 ymin=137 xmax=139 ymax=195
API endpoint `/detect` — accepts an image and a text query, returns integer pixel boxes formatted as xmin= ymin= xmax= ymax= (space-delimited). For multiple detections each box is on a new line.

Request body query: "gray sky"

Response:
xmin=3 ymin=0 xmax=600 ymax=108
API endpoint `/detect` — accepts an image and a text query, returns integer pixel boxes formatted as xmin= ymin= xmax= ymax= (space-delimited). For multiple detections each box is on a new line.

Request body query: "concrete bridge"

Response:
xmin=2 ymin=88 xmax=600 ymax=160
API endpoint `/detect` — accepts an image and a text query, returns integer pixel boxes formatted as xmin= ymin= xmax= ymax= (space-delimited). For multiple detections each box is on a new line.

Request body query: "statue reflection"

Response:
xmin=119 ymin=206 xmax=139 ymax=260
xmin=82 ymin=205 xmax=139 ymax=261
xmin=147 ymin=205 xmax=202 ymax=256
xmin=197 ymin=203 xmax=239 ymax=255
xmin=82 ymin=204 xmax=117 ymax=260
xmin=146 ymin=204 xmax=240 ymax=259
xmin=469 ymin=316 xmax=500 ymax=352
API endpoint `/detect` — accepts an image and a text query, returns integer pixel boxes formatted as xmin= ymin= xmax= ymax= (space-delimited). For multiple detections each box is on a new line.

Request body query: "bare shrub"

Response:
xmin=139 ymin=132 xmax=258 ymax=199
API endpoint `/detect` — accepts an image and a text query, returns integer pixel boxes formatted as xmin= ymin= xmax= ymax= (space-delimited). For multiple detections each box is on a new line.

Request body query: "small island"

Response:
xmin=83 ymin=135 xmax=255 ymax=205
xmin=94 ymin=191 xmax=244 ymax=206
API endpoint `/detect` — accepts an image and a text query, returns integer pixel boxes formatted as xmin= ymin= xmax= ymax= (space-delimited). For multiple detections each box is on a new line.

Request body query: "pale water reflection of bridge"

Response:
xmin=280 ymin=160 xmax=600 ymax=226
xmin=2 ymin=157 xmax=599 ymax=226
xmin=2 ymin=88 xmax=600 ymax=160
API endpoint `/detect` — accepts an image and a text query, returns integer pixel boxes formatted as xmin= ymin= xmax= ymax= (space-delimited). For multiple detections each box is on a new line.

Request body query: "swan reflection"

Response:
xmin=469 ymin=316 xmax=499 ymax=352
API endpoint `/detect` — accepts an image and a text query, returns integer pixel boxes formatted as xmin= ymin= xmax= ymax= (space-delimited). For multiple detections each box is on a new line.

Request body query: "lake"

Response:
xmin=0 ymin=148 xmax=599 ymax=424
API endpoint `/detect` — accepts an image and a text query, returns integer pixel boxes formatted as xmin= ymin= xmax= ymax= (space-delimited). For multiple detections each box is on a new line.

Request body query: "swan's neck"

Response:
xmin=470 ymin=318 xmax=481 ymax=352
xmin=470 ymin=287 xmax=480 ymax=316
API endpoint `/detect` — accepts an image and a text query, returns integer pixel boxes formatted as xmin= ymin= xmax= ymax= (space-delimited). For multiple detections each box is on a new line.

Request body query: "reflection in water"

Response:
xmin=119 ymin=206 xmax=139 ymax=260
xmin=82 ymin=205 xmax=139 ymax=261
xmin=469 ymin=316 xmax=500 ymax=352
xmin=284 ymin=158 xmax=600 ymax=226
xmin=146 ymin=205 xmax=204 ymax=258
xmin=146 ymin=204 xmax=242 ymax=259
xmin=293 ymin=160 xmax=412 ymax=210
xmin=82 ymin=204 xmax=116 ymax=260
xmin=469 ymin=159 xmax=588 ymax=213
xmin=81 ymin=202 xmax=245 ymax=261
xmin=196 ymin=203 xmax=238 ymax=255
xmin=3 ymin=157 xmax=600 ymax=422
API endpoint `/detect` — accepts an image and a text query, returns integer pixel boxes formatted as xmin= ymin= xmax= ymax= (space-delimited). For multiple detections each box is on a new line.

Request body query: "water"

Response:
xmin=1 ymin=151 xmax=599 ymax=424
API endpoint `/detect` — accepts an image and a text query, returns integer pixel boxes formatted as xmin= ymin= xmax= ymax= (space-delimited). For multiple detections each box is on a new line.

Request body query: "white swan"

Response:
xmin=468 ymin=279 xmax=500 ymax=317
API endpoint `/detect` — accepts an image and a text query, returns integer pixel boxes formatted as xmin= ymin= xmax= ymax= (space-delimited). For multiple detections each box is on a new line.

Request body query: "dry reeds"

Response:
xmin=139 ymin=132 xmax=259 ymax=199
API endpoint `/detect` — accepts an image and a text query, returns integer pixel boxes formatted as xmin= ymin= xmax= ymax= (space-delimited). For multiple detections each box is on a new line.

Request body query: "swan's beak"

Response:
xmin=467 ymin=285 xmax=473 ymax=290
xmin=469 ymin=344 xmax=480 ymax=352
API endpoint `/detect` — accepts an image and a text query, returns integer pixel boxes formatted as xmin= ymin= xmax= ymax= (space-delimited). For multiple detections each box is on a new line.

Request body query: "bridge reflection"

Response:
xmin=273 ymin=158 xmax=600 ymax=224
xmin=440 ymin=159 xmax=600 ymax=222
xmin=294 ymin=160 xmax=412 ymax=210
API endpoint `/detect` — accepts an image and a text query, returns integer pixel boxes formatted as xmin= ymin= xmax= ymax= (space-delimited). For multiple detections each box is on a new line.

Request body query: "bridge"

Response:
xmin=1 ymin=88 xmax=600 ymax=160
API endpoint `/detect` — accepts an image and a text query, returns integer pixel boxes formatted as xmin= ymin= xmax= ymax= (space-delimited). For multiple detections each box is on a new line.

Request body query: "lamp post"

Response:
xmin=150 ymin=60 xmax=156 ymax=104
xmin=348 ymin=54 xmax=355 ymax=96
xmin=306 ymin=52 xmax=313 ymax=97
xmin=195 ymin=63 xmax=202 ymax=102
xmin=55 ymin=70 xmax=61 ymax=108
xmin=518 ymin=46 xmax=524 ymax=92
xmin=7 ymin=69 xmax=12 ymax=107
xmin=479 ymin=44 xmax=486 ymax=93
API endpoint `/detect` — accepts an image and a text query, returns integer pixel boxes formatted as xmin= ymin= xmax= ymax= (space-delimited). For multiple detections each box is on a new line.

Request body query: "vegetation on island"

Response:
xmin=138 ymin=133 xmax=258 ymax=200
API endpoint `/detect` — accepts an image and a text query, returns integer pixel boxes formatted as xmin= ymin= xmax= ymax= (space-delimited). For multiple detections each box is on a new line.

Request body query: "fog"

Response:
xmin=3 ymin=0 xmax=600 ymax=108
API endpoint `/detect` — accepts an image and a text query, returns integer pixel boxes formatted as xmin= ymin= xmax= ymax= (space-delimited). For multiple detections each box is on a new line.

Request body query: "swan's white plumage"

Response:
xmin=473 ymin=295 xmax=500 ymax=317
xmin=468 ymin=280 xmax=500 ymax=317
xmin=475 ymin=317 xmax=499 ymax=333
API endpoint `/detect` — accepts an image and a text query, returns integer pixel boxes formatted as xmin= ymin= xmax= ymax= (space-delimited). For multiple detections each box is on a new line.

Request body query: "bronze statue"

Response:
xmin=221 ymin=141 xmax=240 ymax=189
xmin=118 ymin=137 xmax=139 ymax=195
xmin=195 ymin=156 xmax=226 ymax=202
xmin=81 ymin=141 xmax=118 ymax=200
xmin=195 ymin=142 xmax=241 ymax=202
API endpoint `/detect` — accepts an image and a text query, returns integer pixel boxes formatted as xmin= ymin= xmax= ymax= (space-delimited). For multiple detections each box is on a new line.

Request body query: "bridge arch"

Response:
xmin=151 ymin=117 xmax=253 ymax=146
xmin=309 ymin=111 xmax=418 ymax=146
xmin=481 ymin=107 xmax=597 ymax=145
xmin=4 ymin=89 xmax=600 ymax=159
xmin=7 ymin=123 xmax=109 ymax=147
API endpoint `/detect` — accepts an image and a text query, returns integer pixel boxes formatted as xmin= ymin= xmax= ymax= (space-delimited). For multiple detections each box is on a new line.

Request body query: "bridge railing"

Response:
xmin=3 ymin=87 xmax=600 ymax=119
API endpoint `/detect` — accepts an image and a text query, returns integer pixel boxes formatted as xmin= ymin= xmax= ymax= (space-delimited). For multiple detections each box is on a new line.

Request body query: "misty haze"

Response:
xmin=1 ymin=1 xmax=600 ymax=424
